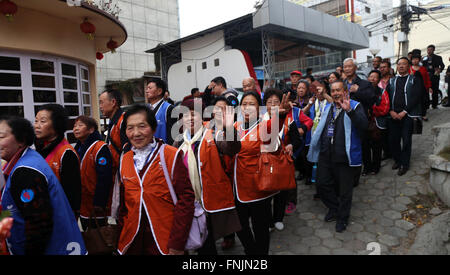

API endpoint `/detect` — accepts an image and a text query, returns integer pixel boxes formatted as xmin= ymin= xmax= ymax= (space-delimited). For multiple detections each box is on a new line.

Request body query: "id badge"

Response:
xmin=327 ymin=124 xmax=334 ymax=138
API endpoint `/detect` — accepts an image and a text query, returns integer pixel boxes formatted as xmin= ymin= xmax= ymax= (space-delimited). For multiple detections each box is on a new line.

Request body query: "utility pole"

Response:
xmin=399 ymin=0 xmax=411 ymax=57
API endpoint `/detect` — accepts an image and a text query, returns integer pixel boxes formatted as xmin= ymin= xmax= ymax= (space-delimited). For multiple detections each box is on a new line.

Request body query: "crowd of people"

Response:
xmin=0 ymin=44 xmax=448 ymax=255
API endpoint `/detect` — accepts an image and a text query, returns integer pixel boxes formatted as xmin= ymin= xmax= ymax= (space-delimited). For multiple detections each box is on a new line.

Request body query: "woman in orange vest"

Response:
xmin=262 ymin=88 xmax=307 ymax=232
xmin=34 ymin=104 xmax=81 ymax=218
xmin=73 ymin=116 xmax=113 ymax=231
xmin=117 ymin=104 xmax=195 ymax=255
xmin=234 ymin=91 xmax=291 ymax=255
xmin=172 ymin=98 xmax=241 ymax=255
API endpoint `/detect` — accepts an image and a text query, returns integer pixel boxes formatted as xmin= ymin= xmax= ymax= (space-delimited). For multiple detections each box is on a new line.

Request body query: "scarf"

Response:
xmin=262 ymin=112 xmax=283 ymax=150
xmin=180 ymin=127 xmax=204 ymax=201
xmin=131 ymin=139 xmax=157 ymax=173
xmin=312 ymin=99 xmax=327 ymax=134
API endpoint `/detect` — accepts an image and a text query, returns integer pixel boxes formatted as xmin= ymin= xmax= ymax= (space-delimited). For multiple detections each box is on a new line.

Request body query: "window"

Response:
xmin=368 ymin=31 xmax=372 ymax=37
xmin=202 ymin=62 xmax=207 ymax=70
xmin=214 ymin=58 xmax=220 ymax=67
xmin=382 ymin=13 xmax=388 ymax=21
xmin=365 ymin=6 xmax=371 ymax=13
xmin=0 ymin=51 xmax=91 ymax=142
xmin=187 ymin=65 xmax=192 ymax=73
xmin=0 ymin=55 xmax=23 ymax=117
xmin=80 ymin=65 xmax=91 ymax=128
xmin=383 ymin=36 xmax=388 ymax=42
xmin=0 ymin=56 xmax=20 ymax=71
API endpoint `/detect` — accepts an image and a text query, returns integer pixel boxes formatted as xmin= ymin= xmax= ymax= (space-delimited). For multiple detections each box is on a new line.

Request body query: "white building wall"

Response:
xmin=355 ymin=0 xmax=395 ymax=68
xmin=168 ymin=30 xmax=252 ymax=101
xmin=96 ymin=0 xmax=180 ymax=93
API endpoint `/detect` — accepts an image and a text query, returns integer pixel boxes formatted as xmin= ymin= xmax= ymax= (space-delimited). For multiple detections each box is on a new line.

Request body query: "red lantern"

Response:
xmin=80 ymin=18 xmax=96 ymax=40
xmin=107 ymin=39 xmax=118 ymax=53
xmin=96 ymin=52 xmax=104 ymax=60
xmin=0 ymin=0 xmax=18 ymax=22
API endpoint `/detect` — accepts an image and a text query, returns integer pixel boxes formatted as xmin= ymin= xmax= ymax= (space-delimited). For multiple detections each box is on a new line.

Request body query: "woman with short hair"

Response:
xmin=234 ymin=91 xmax=292 ymax=255
xmin=0 ymin=116 xmax=86 ymax=255
xmin=409 ymin=54 xmax=432 ymax=121
xmin=34 ymin=104 xmax=81 ymax=218
xmin=73 ymin=116 xmax=113 ymax=231
xmin=297 ymin=80 xmax=311 ymax=109
xmin=172 ymin=98 xmax=241 ymax=255
xmin=117 ymin=104 xmax=195 ymax=255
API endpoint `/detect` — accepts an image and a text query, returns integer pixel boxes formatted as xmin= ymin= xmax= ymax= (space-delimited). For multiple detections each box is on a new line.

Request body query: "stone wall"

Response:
xmin=428 ymin=122 xmax=450 ymax=207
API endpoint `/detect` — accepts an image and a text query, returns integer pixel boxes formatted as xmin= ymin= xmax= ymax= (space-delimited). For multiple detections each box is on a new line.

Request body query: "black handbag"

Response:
xmin=412 ymin=117 xmax=423 ymax=135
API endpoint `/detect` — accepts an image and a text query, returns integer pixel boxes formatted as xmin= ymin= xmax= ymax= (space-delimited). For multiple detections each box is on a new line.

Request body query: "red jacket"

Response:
xmin=372 ymin=89 xmax=390 ymax=118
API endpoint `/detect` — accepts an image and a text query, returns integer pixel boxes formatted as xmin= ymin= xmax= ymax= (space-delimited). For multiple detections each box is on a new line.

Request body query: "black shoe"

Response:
xmin=336 ymin=221 xmax=348 ymax=233
xmin=392 ymin=163 xmax=400 ymax=170
xmin=397 ymin=166 xmax=408 ymax=176
xmin=324 ymin=210 xmax=337 ymax=222
xmin=305 ymin=177 xmax=312 ymax=185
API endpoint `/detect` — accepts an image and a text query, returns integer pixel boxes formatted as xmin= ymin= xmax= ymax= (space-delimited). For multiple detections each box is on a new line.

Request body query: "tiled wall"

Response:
xmin=96 ymin=0 xmax=180 ymax=93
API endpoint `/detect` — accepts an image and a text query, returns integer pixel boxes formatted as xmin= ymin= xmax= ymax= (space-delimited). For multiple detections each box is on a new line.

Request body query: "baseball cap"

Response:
xmin=290 ymin=70 xmax=302 ymax=76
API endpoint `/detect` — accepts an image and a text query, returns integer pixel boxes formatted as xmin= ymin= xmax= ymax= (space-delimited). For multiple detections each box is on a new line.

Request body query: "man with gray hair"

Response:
xmin=343 ymin=58 xmax=376 ymax=114
xmin=343 ymin=57 xmax=377 ymax=178
xmin=242 ymin=77 xmax=257 ymax=93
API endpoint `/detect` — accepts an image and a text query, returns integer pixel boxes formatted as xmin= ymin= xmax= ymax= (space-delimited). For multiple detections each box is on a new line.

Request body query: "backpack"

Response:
xmin=159 ymin=145 xmax=208 ymax=251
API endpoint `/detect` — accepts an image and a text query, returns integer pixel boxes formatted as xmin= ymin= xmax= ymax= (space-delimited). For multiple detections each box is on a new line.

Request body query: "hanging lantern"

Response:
xmin=96 ymin=52 xmax=104 ymax=60
xmin=80 ymin=18 xmax=96 ymax=40
xmin=107 ymin=38 xmax=118 ymax=53
xmin=0 ymin=0 xmax=18 ymax=22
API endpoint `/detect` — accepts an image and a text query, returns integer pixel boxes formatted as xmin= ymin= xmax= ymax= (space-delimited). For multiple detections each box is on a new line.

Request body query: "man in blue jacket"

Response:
xmin=307 ymin=80 xmax=368 ymax=233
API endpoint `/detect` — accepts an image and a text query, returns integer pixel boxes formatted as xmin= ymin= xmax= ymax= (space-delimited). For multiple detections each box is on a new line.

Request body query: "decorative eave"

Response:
xmin=10 ymin=0 xmax=127 ymax=53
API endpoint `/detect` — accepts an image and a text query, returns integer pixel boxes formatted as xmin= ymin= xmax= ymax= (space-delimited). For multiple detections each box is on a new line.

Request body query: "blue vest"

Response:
xmin=1 ymin=149 xmax=86 ymax=255
xmin=153 ymin=101 xmax=171 ymax=143
xmin=307 ymin=100 xmax=363 ymax=167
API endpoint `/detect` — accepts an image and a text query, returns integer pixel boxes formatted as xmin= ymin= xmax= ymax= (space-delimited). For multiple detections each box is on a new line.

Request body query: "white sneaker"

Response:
xmin=274 ymin=222 xmax=284 ymax=231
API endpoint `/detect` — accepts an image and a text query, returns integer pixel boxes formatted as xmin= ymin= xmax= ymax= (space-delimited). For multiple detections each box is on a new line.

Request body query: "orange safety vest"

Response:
xmin=234 ymin=121 xmax=278 ymax=203
xmin=117 ymin=145 xmax=179 ymax=255
xmin=45 ymin=138 xmax=79 ymax=181
xmin=108 ymin=112 xmax=125 ymax=172
xmin=181 ymin=128 xmax=235 ymax=213
xmin=79 ymin=140 xmax=108 ymax=219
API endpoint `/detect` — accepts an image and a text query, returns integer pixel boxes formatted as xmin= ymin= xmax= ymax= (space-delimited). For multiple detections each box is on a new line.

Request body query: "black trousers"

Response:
xmin=421 ymin=91 xmax=430 ymax=116
xmin=296 ymin=145 xmax=312 ymax=179
xmin=431 ymin=75 xmax=440 ymax=108
xmin=388 ymin=116 xmax=413 ymax=169
xmin=362 ymin=131 xmax=383 ymax=173
xmin=197 ymin=216 xmax=218 ymax=255
xmin=271 ymin=191 xmax=288 ymax=224
xmin=361 ymin=130 xmax=371 ymax=172
xmin=317 ymin=160 xmax=361 ymax=223
xmin=235 ymin=198 xmax=272 ymax=255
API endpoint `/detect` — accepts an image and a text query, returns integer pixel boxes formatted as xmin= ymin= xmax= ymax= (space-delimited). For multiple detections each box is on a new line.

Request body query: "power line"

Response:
xmin=424 ymin=13 xmax=450 ymax=31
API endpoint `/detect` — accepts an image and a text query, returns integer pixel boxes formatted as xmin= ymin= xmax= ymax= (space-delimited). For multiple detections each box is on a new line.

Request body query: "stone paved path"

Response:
xmin=218 ymin=106 xmax=450 ymax=255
